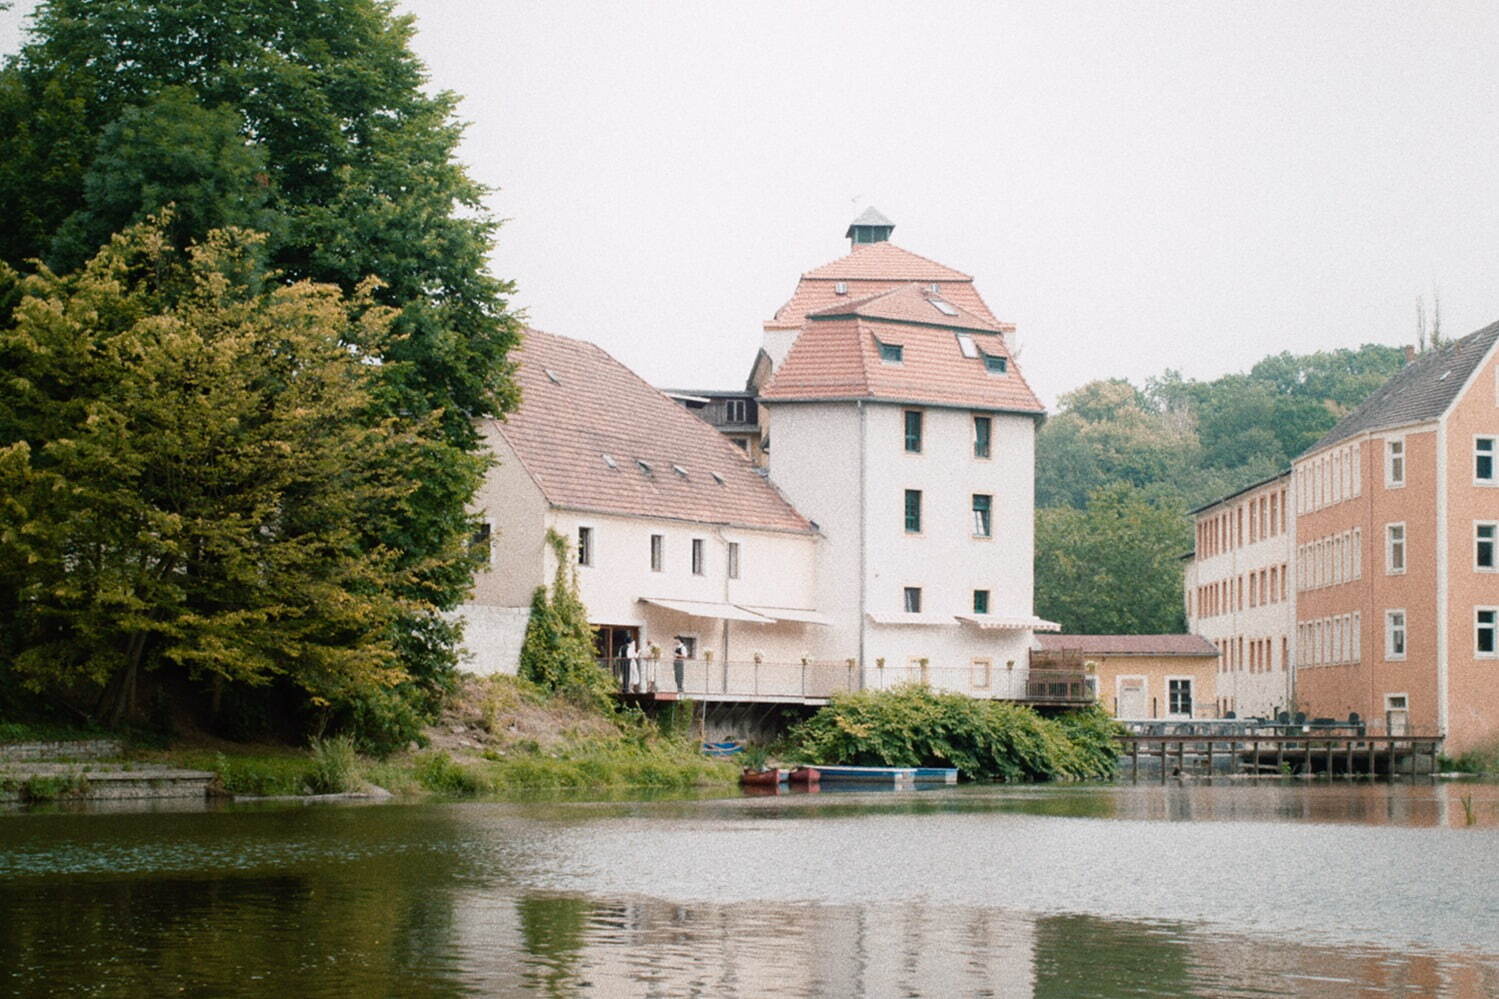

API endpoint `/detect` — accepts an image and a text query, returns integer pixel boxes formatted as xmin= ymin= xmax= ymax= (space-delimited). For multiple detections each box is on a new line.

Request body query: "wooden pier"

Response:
xmin=1116 ymin=732 xmax=1442 ymax=780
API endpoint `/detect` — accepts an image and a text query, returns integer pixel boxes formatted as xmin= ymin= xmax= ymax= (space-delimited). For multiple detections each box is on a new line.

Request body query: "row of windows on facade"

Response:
xmin=878 ymin=336 xmax=1009 ymax=374
xmin=572 ymin=527 xmax=741 ymax=579
xmin=1194 ymin=563 xmax=1288 ymax=618
xmin=1295 ymin=522 xmax=1498 ymax=588
xmin=903 ymin=410 xmax=996 ymax=458
xmin=1299 ymin=436 xmax=1498 ymax=516
xmin=901 ymin=586 xmax=993 ymax=615
xmin=1215 ymin=635 xmax=1287 ymax=674
xmin=1197 ymin=485 xmax=1289 ymax=558
xmin=1297 ymin=528 xmax=1363 ymax=592
xmin=1297 ymin=608 xmax=1499 ymax=665
xmin=903 ymin=489 xmax=994 ymax=536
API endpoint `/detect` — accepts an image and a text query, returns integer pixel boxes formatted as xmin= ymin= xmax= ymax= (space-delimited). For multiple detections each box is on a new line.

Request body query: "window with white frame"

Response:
xmin=690 ymin=537 xmax=704 ymax=575
xmin=971 ymin=494 xmax=993 ymax=537
xmin=649 ymin=533 xmax=664 ymax=572
xmin=973 ymin=416 xmax=992 ymax=459
xmin=1386 ymin=610 xmax=1407 ymax=660
xmin=1386 ymin=523 xmax=1406 ymax=574
xmin=1387 ymin=438 xmax=1405 ymax=487
xmin=1478 ymin=608 xmax=1498 ymax=657
xmin=1168 ymin=678 xmax=1193 ymax=717
xmin=578 ymin=526 xmax=594 ymax=566
xmin=725 ymin=398 xmax=748 ymax=424
xmin=903 ymin=586 xmax=922 ymax=613
xmin=1477 ymin=436 xmax=1496 ymax=483
xmin=1478 ymin=523 xmax=1497 ymax=571
xmin=727 ymin=541 xmax=740 ymax=580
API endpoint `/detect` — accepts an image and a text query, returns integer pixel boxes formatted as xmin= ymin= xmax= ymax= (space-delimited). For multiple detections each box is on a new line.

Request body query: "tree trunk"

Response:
xmin=109 ymin=632 xmax=148 ymax=727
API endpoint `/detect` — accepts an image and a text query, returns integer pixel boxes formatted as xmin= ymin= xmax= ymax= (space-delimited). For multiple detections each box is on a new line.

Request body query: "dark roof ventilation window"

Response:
xmin=544 ymin=368 xmax=561 ymax=384
xmin=711 ymin=471 xmax=726 ymax=485
xmin=983 ymin=353 xmax=1008 ymax=375
xmin=602 ymin=453 xmax=618 ymax=470
xmin=636 ymin=459 xmax=653 ymax=475
xmin=672 ymin=464 xmax=688 ymax=478
xmin=876 ymin=338 xmax=904 ymax=364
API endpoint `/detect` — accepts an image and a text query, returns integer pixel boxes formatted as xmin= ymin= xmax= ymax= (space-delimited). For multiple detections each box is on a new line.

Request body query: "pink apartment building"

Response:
xmin=1293 ymin=322 xmax=1499 ymax=752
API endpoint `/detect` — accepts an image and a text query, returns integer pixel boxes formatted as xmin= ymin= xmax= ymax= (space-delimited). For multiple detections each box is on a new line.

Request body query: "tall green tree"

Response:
xmin=1034 ymin=484 xmax=1191 ymax=635
xmin=0 ymin=0 xmax=521 ymax=727
xmin=0 ymin=222 xmax=458 ymax=727
xmin=517 ymin=531 xmax=614 ymax=710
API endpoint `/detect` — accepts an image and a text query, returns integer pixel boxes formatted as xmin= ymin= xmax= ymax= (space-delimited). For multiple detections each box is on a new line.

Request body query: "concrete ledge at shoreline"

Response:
xmin=0 ymin=762 xmax=213 ymax=802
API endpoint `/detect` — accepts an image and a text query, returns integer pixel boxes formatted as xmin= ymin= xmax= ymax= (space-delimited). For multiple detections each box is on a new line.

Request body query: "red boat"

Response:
xmin=788 ymin=766 xmax=821 ymax=786
xmin=738 ymin=768 xmax=786 ymax=787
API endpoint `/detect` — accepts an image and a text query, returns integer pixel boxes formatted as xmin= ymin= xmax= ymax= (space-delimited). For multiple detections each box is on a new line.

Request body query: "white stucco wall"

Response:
xmin=765 ymin=398 xmax=1041 ymax=693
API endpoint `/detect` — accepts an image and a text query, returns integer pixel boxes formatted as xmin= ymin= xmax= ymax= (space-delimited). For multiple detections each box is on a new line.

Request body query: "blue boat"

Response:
xmin=913 ymin=767 xmax=959 ymax=784
xmin=809 ymin=765 xmax=918 ymax=784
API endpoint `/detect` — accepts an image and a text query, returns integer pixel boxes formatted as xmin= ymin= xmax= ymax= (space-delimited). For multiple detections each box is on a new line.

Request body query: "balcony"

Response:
xmin=599 ymin=658 xmax=1094 ymax=706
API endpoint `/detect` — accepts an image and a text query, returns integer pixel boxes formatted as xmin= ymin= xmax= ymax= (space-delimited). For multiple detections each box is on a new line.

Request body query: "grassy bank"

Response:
xmin=782 ymin=685 xmax=1124 ymax=781
xmin=142 ymin=676 xmax=735 ymax=798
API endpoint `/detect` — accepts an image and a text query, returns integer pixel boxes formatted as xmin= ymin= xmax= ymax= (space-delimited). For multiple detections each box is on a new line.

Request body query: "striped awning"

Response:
xmin=638 ymin=598 xmax=776 ymax=624
xmin=957 ymin=615 xmax=1062 ymax=632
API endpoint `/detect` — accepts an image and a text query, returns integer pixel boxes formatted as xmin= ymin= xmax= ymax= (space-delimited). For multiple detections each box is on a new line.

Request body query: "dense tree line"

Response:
xmin=0 ymin=1 xmax=520 ymax=749
xmin=1034 ymin=345 xmax=1406 ymax=634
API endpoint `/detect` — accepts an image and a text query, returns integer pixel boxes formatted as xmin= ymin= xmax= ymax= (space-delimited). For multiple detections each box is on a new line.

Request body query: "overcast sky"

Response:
xmin=5 ymin=2 xmax=1499 ymax=406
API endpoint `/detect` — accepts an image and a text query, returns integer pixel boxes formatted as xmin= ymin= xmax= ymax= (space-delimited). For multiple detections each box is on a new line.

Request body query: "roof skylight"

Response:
xmin=931 ymin=299 xmax=959 ymax=316
xmin=602 ymin=453 xmax=618 ymax=469
xmin=544 ymin=368 xmax=561 ymax=384
xmin=636 ymin=459 xmax=653 ymax=474
xmin=672 ymin=464 xmax=688 ymax=477
xmin=956 ymin=333 xmax=979 ymax=359
xmin=711 ymin=471 xmax=726 ymax=485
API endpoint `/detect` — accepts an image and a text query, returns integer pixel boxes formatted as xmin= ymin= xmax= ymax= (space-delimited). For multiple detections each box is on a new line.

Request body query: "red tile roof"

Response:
xmin=770 ymin=242 xmax=1007 ymax=330
xmin=1034 ymin=634 xmax=1220 ymax=657
xmin=807 ymin=284 xmax=1004 ymax=333
xmin=760 ymin=302 xmax=1045 ymax=414
xmin=492 ymin=329 xmax=813 ymax=534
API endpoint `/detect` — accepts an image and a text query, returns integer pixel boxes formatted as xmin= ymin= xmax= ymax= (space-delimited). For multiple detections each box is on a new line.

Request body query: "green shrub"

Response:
xmin=203 ymin=751 xmax=312 ymax=796
xmin=307 ymin=735 xmax=358 ymax=794
xmin=417 ymin=752 xmax=483 ymax=795
xmin=784 ymin=685 xmax=1123 ymax=781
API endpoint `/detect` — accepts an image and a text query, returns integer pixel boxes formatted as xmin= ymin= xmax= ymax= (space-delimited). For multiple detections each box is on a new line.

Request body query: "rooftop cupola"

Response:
xmin=845 ymin=206 xmax=894 ymax=247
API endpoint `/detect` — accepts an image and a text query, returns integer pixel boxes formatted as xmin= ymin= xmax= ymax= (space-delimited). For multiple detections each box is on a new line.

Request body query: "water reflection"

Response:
xmin=1 ymin=783 xmax=1496 ymax=997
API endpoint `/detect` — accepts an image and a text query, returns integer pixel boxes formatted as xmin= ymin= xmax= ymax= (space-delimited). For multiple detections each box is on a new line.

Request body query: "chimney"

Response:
xmin=1404 ymin=345 xmax=1417 ymax=365
xmin=845 ymin=206 xmax=895 ymax=248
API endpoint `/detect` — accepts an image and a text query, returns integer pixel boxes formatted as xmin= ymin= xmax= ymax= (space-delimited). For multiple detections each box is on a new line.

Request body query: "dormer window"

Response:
xmin=983 ymin=353 xmax=1008 ymax=375
xmin=877 ymin=339 xmax=903 ymax=364
xmin=834 ymin=281 xmax=848 ymax=295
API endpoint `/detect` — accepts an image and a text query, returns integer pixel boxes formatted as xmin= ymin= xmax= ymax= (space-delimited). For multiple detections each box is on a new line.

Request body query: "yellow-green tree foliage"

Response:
xmin=0 ymin=221 xmax=458 ymax=722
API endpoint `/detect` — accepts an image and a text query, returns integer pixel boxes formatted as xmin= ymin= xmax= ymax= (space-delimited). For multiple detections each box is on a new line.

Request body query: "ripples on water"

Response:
xmin=1 ymin=781 xmax=1497 ymax=998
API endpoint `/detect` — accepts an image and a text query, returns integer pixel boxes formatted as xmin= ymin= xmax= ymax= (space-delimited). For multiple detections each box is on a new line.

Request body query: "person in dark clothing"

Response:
xmin=673 ymin=639 xmax=687 ymax=694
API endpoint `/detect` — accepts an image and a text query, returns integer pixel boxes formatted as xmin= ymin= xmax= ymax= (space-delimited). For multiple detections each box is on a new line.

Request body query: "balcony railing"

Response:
xmin=598 ymin=658 xmax=1094 ymax=704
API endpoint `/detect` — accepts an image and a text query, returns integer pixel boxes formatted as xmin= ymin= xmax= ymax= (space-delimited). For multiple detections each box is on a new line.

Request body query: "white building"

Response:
xmin=462 ymin=211 xmax=1070 ymax=706
xmin=460 ymin=328 xmax=831 ymax=698
xmin=1183 ymin=471 xmax=1296 ymax=719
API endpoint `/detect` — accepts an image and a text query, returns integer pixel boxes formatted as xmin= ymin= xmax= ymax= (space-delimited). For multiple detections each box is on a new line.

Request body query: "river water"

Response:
xmin=2 ymin=780 xmax=1498 ymax=997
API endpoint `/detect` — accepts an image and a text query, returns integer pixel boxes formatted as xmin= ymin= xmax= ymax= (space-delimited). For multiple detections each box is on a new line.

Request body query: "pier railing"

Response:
xmin=598 ymin=658 xmax=1092 ymax=704
xmin=1116 ymin=730 xmax=1444 ymax=780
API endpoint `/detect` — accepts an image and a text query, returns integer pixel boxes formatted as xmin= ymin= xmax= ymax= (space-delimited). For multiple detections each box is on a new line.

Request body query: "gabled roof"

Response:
xmin=760 ymin=310 xmax=1045 ymax=414
xmin=802 ymin=241 xmax=972 ymax=282
xmin=1307 ymin=320 xmax=1499 ymax=454
xmin=807 ymin=283 xmax=1004 ymax=333
xmin=492 ymin=329 xmax=813 ymax=534
xmin=1035 ymin=634 xmax=1220 ymax=657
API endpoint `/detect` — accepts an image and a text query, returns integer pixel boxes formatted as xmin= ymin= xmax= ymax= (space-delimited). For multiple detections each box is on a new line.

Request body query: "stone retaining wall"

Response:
xmin=0 ymin=739 xmax=123 ymax=762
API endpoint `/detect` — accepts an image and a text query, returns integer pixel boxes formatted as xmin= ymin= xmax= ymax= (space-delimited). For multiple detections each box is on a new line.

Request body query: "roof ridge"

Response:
xmin=799 ymin=241 xmax=973 ymax=282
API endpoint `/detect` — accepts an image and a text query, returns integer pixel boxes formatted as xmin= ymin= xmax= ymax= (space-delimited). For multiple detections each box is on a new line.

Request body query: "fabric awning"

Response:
xmin=957 ymin=615 xmax=1062 ymax=632
xmin=638 ymin=597 xmax=776 ymax=624
xmin=866 ymin=612 xmax=957 ymax=626
xmin=739 ymin=606 xmax=832 ymax=626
